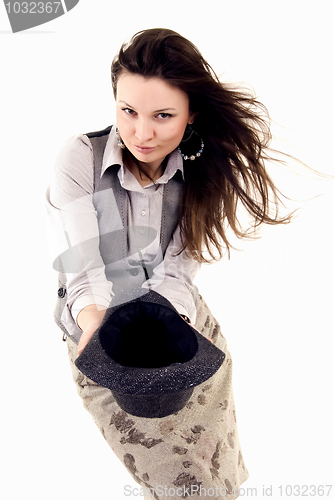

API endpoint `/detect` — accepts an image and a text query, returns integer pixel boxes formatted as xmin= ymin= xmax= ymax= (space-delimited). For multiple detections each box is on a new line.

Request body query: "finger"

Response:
xmin=77 ymin=328 xmax=95 ymax=355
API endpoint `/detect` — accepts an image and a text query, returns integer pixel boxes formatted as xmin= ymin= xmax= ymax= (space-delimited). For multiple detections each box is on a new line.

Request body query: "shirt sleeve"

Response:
xmin=46 ymin=133 xmax=114 ymax=329
xmin=142 ymin=225 xmax=201 ymax=324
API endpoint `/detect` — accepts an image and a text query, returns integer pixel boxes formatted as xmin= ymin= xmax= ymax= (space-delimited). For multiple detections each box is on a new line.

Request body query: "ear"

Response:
xmin=188 ymin=111 xmax=198 ymax=125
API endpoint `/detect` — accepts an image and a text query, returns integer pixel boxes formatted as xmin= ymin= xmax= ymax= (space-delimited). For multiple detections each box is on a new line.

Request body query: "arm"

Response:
xmin=143 ymin=225 xmax=201 ymax=324
xmin=46 ymin=134 xmax=114 ymax=339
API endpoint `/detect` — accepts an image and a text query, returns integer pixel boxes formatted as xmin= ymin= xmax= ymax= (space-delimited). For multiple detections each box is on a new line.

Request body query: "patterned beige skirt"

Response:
xmin=66 ymin=295 xmax=249 ymax=499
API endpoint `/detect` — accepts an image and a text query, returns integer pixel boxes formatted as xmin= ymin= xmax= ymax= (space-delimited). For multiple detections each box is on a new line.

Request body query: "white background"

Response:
xmin=1 ymin=1 xmax=333 ymax=499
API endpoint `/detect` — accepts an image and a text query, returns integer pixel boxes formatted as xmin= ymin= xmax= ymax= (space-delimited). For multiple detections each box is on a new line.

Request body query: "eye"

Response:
xmin=122 ymin=107 xmax=137 ymax=116
xmin=157 ymin=112 xmax=173 ymax=119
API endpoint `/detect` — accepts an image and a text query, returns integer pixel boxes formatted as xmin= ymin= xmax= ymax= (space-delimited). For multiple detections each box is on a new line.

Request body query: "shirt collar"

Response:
xmin=101 ymin=125 xmax=184 ymax=183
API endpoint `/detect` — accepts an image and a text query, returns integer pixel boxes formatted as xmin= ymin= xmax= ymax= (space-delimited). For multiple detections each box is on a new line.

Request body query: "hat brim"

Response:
xmin=75 ymin=290 xmax=225 ymax=417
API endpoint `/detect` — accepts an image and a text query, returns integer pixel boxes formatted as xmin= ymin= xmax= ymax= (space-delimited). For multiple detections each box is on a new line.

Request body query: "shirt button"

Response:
xmin=57 ymin=287 xmax=66 ymax=298
xmin=142 ymin=193 xmax=146 ymax=197
xmin=140 ymin=229 xmax=145 ymax=235
xmin=141 ymin=210 xmax=146 ymax=216
xmin=129 ymin=268 xmax=139 ymax=276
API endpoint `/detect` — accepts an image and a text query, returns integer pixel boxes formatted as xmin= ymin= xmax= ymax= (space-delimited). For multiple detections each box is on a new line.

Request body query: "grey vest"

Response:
xmin=54 ymin=125 xmax=184 ymax=341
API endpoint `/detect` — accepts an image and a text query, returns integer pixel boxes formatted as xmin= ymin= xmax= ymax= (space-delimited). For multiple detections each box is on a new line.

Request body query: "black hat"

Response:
xmin=75 ymin=289 xmax=225 ymax=418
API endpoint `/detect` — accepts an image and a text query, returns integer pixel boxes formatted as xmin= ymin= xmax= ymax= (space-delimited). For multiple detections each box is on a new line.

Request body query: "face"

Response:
xmin=115 ymin=72 xmax=195 ymax=173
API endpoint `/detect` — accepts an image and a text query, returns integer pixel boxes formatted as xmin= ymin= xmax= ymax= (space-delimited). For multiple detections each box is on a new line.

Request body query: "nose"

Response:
xmin=134 ymin=119 xmax=154 ymax=143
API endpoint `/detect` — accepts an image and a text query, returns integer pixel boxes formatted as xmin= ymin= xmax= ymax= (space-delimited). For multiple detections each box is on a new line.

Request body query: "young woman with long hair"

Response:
xmin=47 ymin=28 xmax=292 ymax=499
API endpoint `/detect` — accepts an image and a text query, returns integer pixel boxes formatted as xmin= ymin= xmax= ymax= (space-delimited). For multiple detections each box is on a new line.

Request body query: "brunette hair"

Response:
xmin=111 ymin=28 xmax=291 ymax=262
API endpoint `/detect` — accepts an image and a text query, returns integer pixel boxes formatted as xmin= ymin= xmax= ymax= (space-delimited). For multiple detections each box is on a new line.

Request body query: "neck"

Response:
xmin=124 ymin=151 xmax=167 ymax=186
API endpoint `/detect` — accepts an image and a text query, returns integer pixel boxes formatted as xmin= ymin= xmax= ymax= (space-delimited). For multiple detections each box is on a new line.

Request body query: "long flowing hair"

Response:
xmin=111 ymin=28 xmax=292 ymax=262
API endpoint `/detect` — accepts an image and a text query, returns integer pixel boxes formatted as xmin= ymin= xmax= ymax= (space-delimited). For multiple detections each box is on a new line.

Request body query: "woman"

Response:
xmin=47 ymin=28 xmax=290 ymax=499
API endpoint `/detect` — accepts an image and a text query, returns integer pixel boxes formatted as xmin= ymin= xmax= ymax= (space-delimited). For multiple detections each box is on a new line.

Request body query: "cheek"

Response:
xmin=116 ymin=110 xmax=125 ymax=127
xmin=116 ymin=114 xmax=131 ymax=138
xmin=170 ymin=123 xmax=188 ymax=144
xmin=165 ymin=121 xmax=188 ymax=142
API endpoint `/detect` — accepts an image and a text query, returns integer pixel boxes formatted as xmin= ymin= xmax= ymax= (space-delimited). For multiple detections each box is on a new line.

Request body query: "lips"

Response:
xmin=134 ymin=145 xmax=156 ymax=154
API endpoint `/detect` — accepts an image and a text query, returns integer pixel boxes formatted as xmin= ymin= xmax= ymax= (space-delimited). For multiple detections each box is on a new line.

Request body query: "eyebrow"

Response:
xmin=119 ymin=100 xmax=176 ymax=113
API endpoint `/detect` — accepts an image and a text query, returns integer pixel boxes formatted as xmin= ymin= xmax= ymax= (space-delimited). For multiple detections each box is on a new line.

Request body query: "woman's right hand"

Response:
xmin=77 ymin=305 xmax=107 ymax=356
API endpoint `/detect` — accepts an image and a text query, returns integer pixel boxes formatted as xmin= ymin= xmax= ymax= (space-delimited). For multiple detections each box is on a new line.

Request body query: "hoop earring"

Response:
xmin=181 ymin=124 xmax=195 ymax=142
xmin=177 ymin=126 xmax=204 ymax=161
xmin=115 ymin=128 xmax=126 ymax=149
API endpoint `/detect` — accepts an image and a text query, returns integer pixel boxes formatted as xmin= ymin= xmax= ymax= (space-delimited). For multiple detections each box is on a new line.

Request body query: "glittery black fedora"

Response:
xmin=75 ymin=289 xmax=225 ymax=418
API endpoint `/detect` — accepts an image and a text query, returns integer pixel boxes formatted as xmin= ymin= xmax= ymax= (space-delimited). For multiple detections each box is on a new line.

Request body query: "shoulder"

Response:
xmin=51 ymin=133 xmax=95 ymax=200
xmin=85 ymin=124 xmax=113 ymax=139
xmin=52 ymin=125 xmax=114 ymax=194
xmin=57 ymin=124 xmax=113 ymax=161
xmin=56 ymin=133 xmax=93 ymax=165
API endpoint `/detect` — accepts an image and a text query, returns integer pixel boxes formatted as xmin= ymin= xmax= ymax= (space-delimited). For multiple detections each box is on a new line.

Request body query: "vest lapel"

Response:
xmin=88 ymin=125 xmax=183 ymax=258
